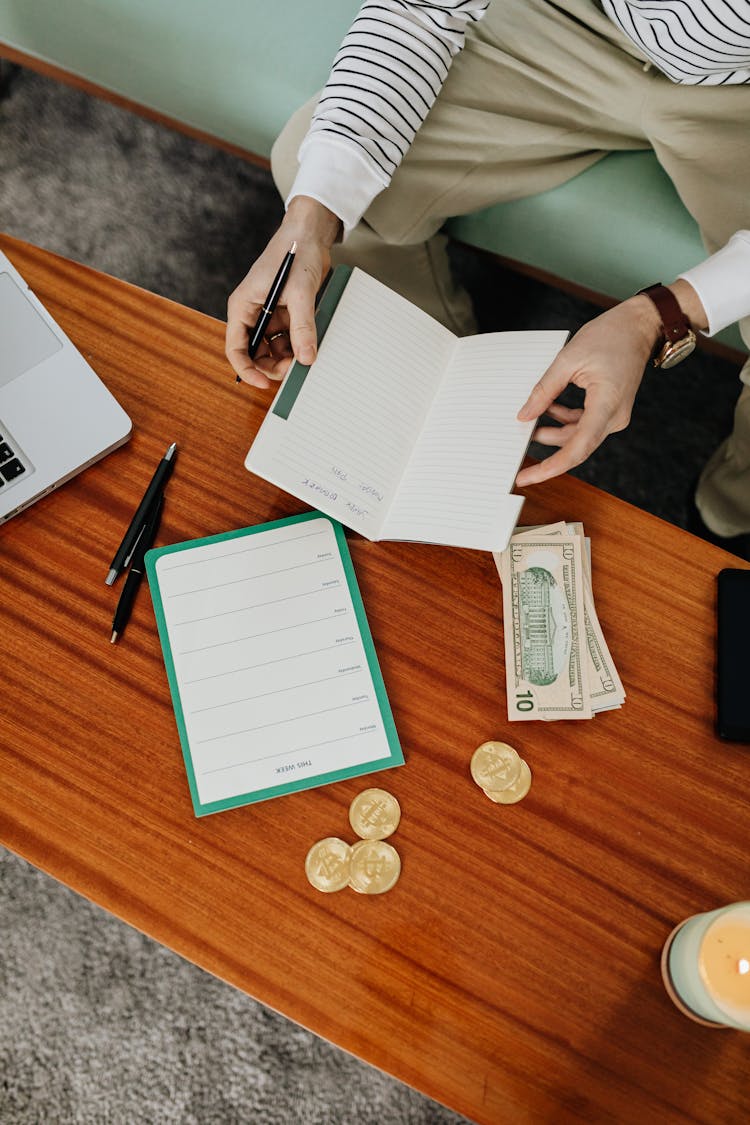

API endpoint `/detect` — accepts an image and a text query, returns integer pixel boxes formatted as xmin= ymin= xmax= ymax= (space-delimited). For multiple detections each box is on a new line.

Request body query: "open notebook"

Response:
xmin=246 ymin=267 xmax=568 ymax=553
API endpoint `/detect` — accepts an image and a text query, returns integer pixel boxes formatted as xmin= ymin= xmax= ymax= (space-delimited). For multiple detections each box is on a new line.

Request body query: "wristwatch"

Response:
xmin=637 ymin=283 xmax=697 ymax=369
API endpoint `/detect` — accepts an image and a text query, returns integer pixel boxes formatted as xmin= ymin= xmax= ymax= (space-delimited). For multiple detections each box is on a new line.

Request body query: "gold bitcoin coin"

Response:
xmin=348 ymin=839 xmax=401 ymax=895
xmin=305 ymin=837 xmax=352 ymax=893
xmin=348 ymin=788 xmax=401 ymax=840
xmin=470 ymin=741 xmax=522 ymax=792
xmin=483 ymin=758 xmax=532 ymax=804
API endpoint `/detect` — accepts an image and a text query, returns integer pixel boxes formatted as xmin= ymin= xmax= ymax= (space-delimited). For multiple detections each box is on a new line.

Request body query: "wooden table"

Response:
xmin=1 ymin=233 xmax=747 ymax=1125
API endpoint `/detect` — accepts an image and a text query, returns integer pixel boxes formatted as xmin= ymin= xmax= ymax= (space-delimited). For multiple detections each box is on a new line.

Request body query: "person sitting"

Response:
xmin=226 ymin=0 xmax=750 ymax=558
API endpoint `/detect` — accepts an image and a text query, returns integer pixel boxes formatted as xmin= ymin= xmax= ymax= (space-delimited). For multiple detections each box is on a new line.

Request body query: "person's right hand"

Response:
xmin=225 ymin=196 xmax=342 ymax=387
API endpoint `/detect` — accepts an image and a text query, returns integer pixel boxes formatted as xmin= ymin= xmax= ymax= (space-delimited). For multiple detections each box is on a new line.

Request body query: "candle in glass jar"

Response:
xmin=663 ymin=901 xmax=750 ymax=1029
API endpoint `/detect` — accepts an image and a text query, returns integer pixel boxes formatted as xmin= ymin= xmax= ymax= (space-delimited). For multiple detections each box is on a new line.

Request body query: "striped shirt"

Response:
xmin=603 ymin=0 xmax=750 ymax=85
xmin=307 ymin=1 xmax=489 ymax=188
xmin=290 ymin=1 xmax=490 ymax=236
xmin=287 ymin=1 xmax=750 ymax=334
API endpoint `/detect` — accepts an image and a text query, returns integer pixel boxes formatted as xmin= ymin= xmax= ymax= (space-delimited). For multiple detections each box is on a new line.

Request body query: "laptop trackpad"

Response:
xmin=0 ymin=271 xmax=63 ymax=387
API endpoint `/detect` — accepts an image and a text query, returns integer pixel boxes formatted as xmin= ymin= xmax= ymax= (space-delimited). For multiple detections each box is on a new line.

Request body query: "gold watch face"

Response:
xmin=656 ymin=330 xmax=697 ymax=369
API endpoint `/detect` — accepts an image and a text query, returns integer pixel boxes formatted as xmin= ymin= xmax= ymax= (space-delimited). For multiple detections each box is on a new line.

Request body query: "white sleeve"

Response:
xmin=286 ymin=0 xmax=490 ymax=234
xmin=678 ymin=231 xmax=750 ymax=337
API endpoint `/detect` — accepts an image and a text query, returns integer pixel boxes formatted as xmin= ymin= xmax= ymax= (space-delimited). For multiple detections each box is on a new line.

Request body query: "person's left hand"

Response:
xmin=514 ymin=295 xmax=662 ymax=487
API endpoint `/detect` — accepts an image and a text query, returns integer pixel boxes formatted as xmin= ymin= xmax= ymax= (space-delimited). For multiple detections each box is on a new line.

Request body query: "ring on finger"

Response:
xmin=265 ymin=330 xmax=288 ymax=344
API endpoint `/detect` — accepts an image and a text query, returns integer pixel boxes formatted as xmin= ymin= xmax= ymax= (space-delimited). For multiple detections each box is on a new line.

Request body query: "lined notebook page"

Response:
xmin=382 ymin=331 xmax=569 ymax=550
xmin=150 ymin=516 xmax=401 ymax=813
xmin=248 ymin=269 xmax=455 ymax=539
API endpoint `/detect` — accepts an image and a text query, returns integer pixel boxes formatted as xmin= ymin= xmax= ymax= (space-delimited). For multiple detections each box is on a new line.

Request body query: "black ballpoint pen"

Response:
xmin=110 ymin=495 xmax=163 ymax=644
xmin=105 ymin=441 xmax=177 ymax=584
xmin=238 ymin=241 xmax=297 ymax=382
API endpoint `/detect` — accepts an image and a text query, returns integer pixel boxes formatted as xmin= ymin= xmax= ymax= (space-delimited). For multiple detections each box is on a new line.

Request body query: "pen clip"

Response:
xmin=122 ymin=519 xmax=148 ymax=571
xmin=122 ymin=494 xmax=163 ymax=570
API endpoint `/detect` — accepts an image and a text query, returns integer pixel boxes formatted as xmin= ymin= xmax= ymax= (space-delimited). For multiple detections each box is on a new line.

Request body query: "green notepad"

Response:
xmin=145 ymin=511 xmax=403 ymax=816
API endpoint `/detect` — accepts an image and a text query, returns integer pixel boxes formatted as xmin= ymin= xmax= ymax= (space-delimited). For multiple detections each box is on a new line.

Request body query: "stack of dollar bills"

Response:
xmin=494 ymin=522 xmax=625 ymax=721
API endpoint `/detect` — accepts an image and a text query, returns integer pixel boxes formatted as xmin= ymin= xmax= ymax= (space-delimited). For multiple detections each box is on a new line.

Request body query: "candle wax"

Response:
xmin=699 ymin=910 xmax=750 ymax=1024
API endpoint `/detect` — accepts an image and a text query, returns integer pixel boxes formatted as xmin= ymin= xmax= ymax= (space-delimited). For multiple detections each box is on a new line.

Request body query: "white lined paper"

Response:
xmin=152 ymin=517 xmax=397 ymax=808
xmin=383 ymin=332 xmax=567 ymax=549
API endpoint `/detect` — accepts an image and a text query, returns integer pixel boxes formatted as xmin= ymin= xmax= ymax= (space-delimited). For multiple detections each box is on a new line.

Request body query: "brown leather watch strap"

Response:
xmin=637 ymin=283 xmax=692 ymax=344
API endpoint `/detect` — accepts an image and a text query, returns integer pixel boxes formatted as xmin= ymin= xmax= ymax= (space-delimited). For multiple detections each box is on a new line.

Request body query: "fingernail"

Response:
xmin=299 ymin=347 xmax=315 ymax=364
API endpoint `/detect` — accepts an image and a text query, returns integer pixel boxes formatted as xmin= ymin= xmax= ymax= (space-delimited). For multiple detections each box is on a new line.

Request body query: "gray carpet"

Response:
xmin=0 ymin=64 xmax=745 ymax=1125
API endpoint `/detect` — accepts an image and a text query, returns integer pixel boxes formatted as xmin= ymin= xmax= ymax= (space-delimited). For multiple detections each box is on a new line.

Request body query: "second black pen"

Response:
xmin=110 ymin=494 xmax=164 ymax=643
xmin=105 ymin=441 xmax=177 ymax=585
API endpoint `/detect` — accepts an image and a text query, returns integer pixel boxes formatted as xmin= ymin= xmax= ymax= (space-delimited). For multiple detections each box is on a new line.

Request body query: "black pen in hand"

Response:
xmin=110 ymin=495 xmax=163 ymax=644
xmin=238 ymin=241 xmax=297 ymax=382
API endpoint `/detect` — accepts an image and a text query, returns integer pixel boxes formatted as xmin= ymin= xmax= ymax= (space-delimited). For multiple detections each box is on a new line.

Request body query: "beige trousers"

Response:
xmin=272 ymin=0 xmax=750 ymax=535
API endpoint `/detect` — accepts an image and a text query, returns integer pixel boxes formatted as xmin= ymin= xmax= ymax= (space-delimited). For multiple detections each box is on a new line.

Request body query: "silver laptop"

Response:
xmin=0 ymin=249 xmax=132 ymax=522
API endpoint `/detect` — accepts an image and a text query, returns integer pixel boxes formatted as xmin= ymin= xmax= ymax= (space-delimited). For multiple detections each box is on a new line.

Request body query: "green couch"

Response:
xmin=0 ymin=0 xmax=742 ymax=352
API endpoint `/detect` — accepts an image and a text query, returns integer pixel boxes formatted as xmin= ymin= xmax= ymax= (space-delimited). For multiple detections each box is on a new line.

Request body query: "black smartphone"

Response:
xmin=717 ymin=567 xmax=750 ymax=742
